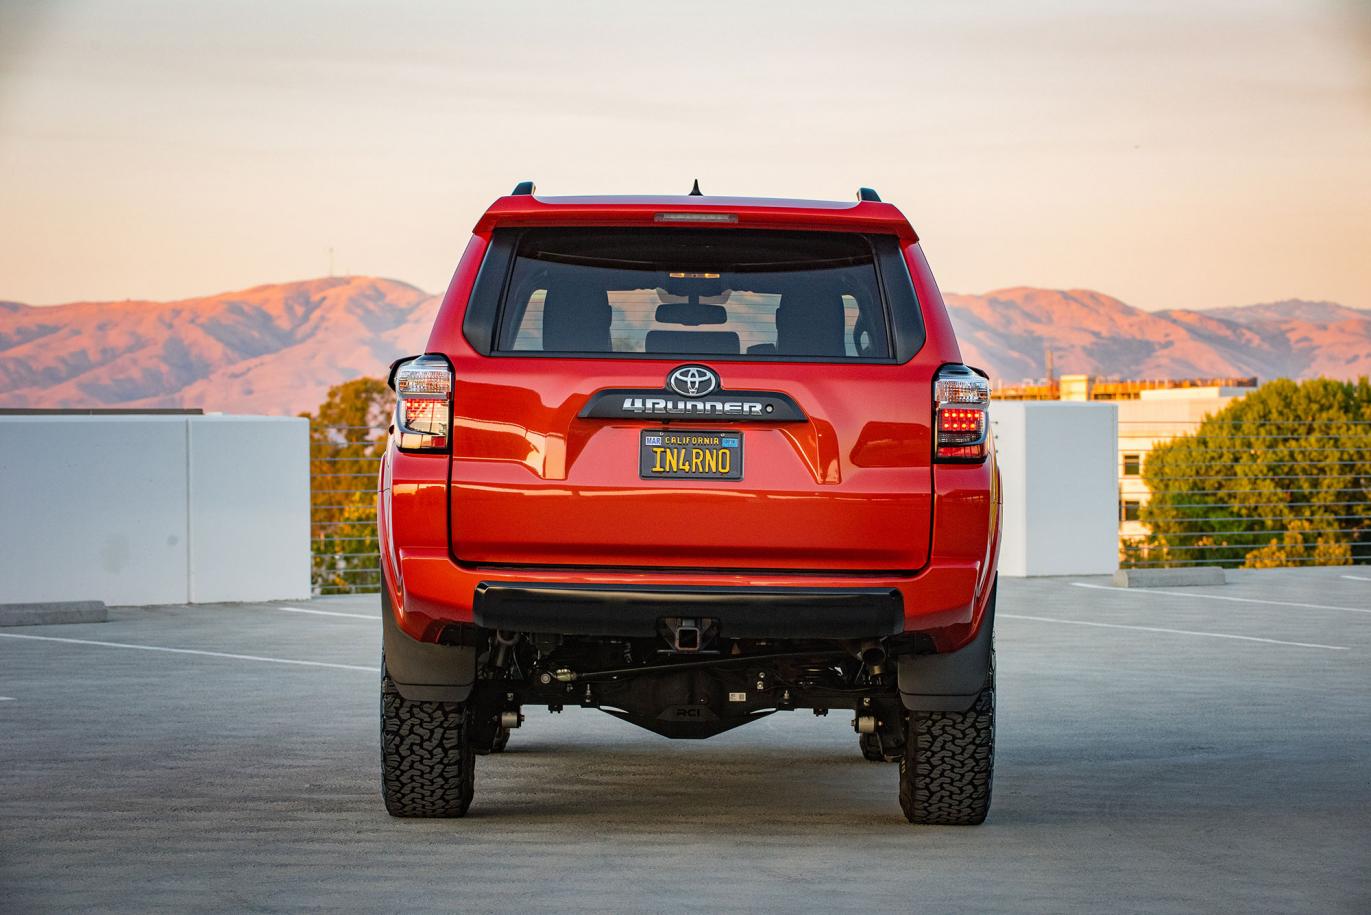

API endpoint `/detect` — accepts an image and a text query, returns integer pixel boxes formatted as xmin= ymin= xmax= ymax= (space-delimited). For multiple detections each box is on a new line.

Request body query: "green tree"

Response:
xmin=1242 ymin=519 xmax=1353 ymax=569
xmin=301 ymin=377 xmax=391 ymax=593
xmin=1140 ymin=377 xmax=1371 ymax=568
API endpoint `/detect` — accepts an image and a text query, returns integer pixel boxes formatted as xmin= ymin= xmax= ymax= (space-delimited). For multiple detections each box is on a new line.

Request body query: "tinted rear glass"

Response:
xmin=495 ymin=229 xmax=891 ymax=359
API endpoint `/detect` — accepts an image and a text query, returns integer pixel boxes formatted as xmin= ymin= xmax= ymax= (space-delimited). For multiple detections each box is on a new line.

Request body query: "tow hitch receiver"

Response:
xmin=662 ymin=617 xmax=718 ymax=653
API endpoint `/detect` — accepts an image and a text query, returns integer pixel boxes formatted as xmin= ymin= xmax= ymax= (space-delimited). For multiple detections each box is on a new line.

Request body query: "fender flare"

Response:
xmin=897 ymin=580 xmax=995 ymax=712
xmin=381 ymin=587 xmax=478 ymax=703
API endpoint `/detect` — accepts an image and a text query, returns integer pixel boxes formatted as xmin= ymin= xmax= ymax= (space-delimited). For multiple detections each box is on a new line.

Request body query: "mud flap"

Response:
xmin=897 ymin=582 xmax=995 ymax=713
xmin=382 ymin=588 xmax=478 ymax=703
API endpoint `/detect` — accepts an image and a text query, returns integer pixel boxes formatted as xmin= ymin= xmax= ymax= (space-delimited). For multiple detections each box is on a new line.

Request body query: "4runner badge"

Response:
xmin=576 ymin=374 xmax=808 ymax=423
xmin=668 ymin=365 xmax=718 ymax=398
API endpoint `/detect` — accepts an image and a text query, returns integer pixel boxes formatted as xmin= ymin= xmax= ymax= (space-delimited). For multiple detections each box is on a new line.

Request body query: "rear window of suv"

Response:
xmin=494 ymin=228 xmax=892 ymax=359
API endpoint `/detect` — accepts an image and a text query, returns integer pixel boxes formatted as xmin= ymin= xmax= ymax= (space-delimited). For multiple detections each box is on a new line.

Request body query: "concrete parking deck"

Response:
xmin=2 ymin=568 xmax=1368 ymax=913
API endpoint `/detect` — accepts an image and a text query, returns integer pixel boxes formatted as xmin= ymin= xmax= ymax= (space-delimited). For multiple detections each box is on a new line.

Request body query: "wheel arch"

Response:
xmin=382 ymin=586 xmax=479 ymax=703
xmin=897 ymin=579 xmax=995 ymax=712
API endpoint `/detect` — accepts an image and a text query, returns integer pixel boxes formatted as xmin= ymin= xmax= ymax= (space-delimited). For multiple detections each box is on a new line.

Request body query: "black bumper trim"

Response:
xmin=473 ymin=582 xmax=904 ymax=640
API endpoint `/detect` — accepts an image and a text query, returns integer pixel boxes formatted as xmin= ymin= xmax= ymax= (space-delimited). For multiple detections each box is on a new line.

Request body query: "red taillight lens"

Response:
xmin=934 ymin=365 xmax=990 ymax=462
xmin=393 ymin=355 xmax=452 ymax=452
xmin=938 ymin=408 xmax=985 ymax=435
xmin=403 ymin=398 xmax=442 ymax=428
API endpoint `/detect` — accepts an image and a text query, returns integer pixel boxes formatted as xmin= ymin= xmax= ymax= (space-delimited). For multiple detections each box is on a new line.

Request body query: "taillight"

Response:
xmin=934 ymin=364 xmax=990 ymax=462
xmin=391 ymin=354 xmax=452 ymax=452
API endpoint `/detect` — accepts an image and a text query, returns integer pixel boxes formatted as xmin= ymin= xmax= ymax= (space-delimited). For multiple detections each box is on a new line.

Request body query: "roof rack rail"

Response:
xmin=857 ymin=187 xmax=881 ymax=202
xmin=511 ymin=180 xmax=536 ymax=195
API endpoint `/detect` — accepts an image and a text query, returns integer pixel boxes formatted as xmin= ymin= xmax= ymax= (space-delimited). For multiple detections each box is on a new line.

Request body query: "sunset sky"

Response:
xmin=1 ymin=0 xmax=1368 ymax=310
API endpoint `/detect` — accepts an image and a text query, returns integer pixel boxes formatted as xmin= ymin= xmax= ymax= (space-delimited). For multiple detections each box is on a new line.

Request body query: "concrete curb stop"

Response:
xmin=1112 ymin=568 xmax=1227 ymax=588
xmin=0 ymin=601 xmax=109 ymax=627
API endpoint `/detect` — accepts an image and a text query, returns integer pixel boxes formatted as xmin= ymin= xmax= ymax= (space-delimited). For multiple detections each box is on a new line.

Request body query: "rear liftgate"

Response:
xmin=447 ymin=226 xmax=936 ymax=574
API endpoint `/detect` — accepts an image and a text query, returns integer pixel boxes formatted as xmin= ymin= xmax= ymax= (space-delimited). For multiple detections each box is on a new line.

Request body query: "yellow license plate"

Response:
xmin=639 ymin=430 xmax=742 ymax=480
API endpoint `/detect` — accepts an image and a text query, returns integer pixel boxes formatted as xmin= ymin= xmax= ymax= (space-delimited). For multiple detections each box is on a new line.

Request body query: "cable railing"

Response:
xmin=1118 ymin=420 xmax=1370 ymax=569
xmin=310 ymin=423 xmax=387 ymax=595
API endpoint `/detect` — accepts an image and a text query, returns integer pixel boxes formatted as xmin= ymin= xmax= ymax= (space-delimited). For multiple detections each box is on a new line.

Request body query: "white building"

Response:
xmin=1115 ymin=385 xmax=1254 ymax=538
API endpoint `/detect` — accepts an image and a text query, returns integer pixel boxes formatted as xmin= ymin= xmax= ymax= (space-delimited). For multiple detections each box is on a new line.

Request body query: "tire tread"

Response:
xmin=898 ymin=668 xmax=994 ymax=825
xmin=380 ymin=672 xmax=475 ymax=817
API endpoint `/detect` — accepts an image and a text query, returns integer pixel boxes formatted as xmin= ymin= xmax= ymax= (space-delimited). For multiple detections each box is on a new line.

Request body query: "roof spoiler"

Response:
xmin=511 ymin=180 xmax=883 ymax=203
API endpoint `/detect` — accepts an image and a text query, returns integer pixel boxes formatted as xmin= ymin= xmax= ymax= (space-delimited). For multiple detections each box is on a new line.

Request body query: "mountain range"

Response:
xmin=1 ymin=278 xmax=1367 ymax=416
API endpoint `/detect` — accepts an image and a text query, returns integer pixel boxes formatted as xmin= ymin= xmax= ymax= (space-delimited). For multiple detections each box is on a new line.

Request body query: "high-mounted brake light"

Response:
xmin=934 ymin=365 xmax=990 ymax=462
xmin=653 ymin=212 xmax=738 ymax=223
xmin=391 ymin=354 xmax=453 ymax=452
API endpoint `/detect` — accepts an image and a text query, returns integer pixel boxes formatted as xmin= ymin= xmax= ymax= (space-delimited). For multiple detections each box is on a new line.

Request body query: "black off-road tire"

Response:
xmin=475 ymin=723 xmax=511 ymax=756
xmin=898 ymin=666 xmax=995 ymax=825
xmin=860 ymin=731 xmax=900 ymax=763
xmin=490 ymin=725 xmax=511 ymax=753
xmin=380 ymin=670 xmax=475 ymax=817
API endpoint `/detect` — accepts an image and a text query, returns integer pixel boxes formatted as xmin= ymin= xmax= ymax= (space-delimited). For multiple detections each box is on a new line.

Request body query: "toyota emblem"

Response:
xmin=667 ymin=365 xmax=719 ymax=398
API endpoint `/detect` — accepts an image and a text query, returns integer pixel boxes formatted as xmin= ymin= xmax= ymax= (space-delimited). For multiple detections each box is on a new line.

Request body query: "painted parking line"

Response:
xmin=0 ymin=632 xmax=378 ymax=672
xmin=1341 ymin=575 xmax=1371 ymax=583
xmin=1071 ymin=582 xmax=1370 ymax=614
xmin=1002 ymin=613 xmax=1349 ymax=651
xmin=277 ymin=606 xmax=375 ymax=621
xmin=0 ymin=696 xmax=15 ymax=702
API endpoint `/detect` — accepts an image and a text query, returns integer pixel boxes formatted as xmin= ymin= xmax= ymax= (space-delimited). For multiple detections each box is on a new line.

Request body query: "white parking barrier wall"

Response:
xmin=0 ymin=414 xmax=310 ymax=606
xmin=992 ymin=402 xmax=1119 ymax=577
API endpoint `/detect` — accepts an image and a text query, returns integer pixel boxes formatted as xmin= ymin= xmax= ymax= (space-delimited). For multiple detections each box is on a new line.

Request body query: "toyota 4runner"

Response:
xmin=378 ymin=183 xmax=1002 ymax=824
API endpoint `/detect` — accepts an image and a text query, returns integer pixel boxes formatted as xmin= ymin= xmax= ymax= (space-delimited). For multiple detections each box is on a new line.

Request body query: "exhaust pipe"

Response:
xmin=855 ymin=639 xmax=887 ymax=676
xmin=492 ymin=630 xmax=519 ymax=669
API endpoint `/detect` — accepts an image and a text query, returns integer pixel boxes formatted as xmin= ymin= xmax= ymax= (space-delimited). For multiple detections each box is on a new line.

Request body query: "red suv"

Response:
xmin=378 ymin=184 xmax=1001 ymax=824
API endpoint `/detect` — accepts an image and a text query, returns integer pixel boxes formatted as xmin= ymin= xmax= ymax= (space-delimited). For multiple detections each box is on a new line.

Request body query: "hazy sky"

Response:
xmin=1 ymin=0 xmax=1368 ymax=309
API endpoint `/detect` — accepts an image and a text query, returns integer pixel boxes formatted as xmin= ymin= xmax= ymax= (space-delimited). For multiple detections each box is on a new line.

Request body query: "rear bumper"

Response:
xmin=379 ymin=449 xmax=1001 ymax=654
xmin=387 ymin=550 xmax=991 ymax=653
xmin=473 ymin=582 xmax=903 ymax=639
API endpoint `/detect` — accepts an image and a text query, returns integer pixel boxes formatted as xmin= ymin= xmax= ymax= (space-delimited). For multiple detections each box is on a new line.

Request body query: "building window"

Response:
xmin=1121 ymin=499 xmax=1141 ymax=522
xmin=1122 ymin=452 xmax=1142 ymax=476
